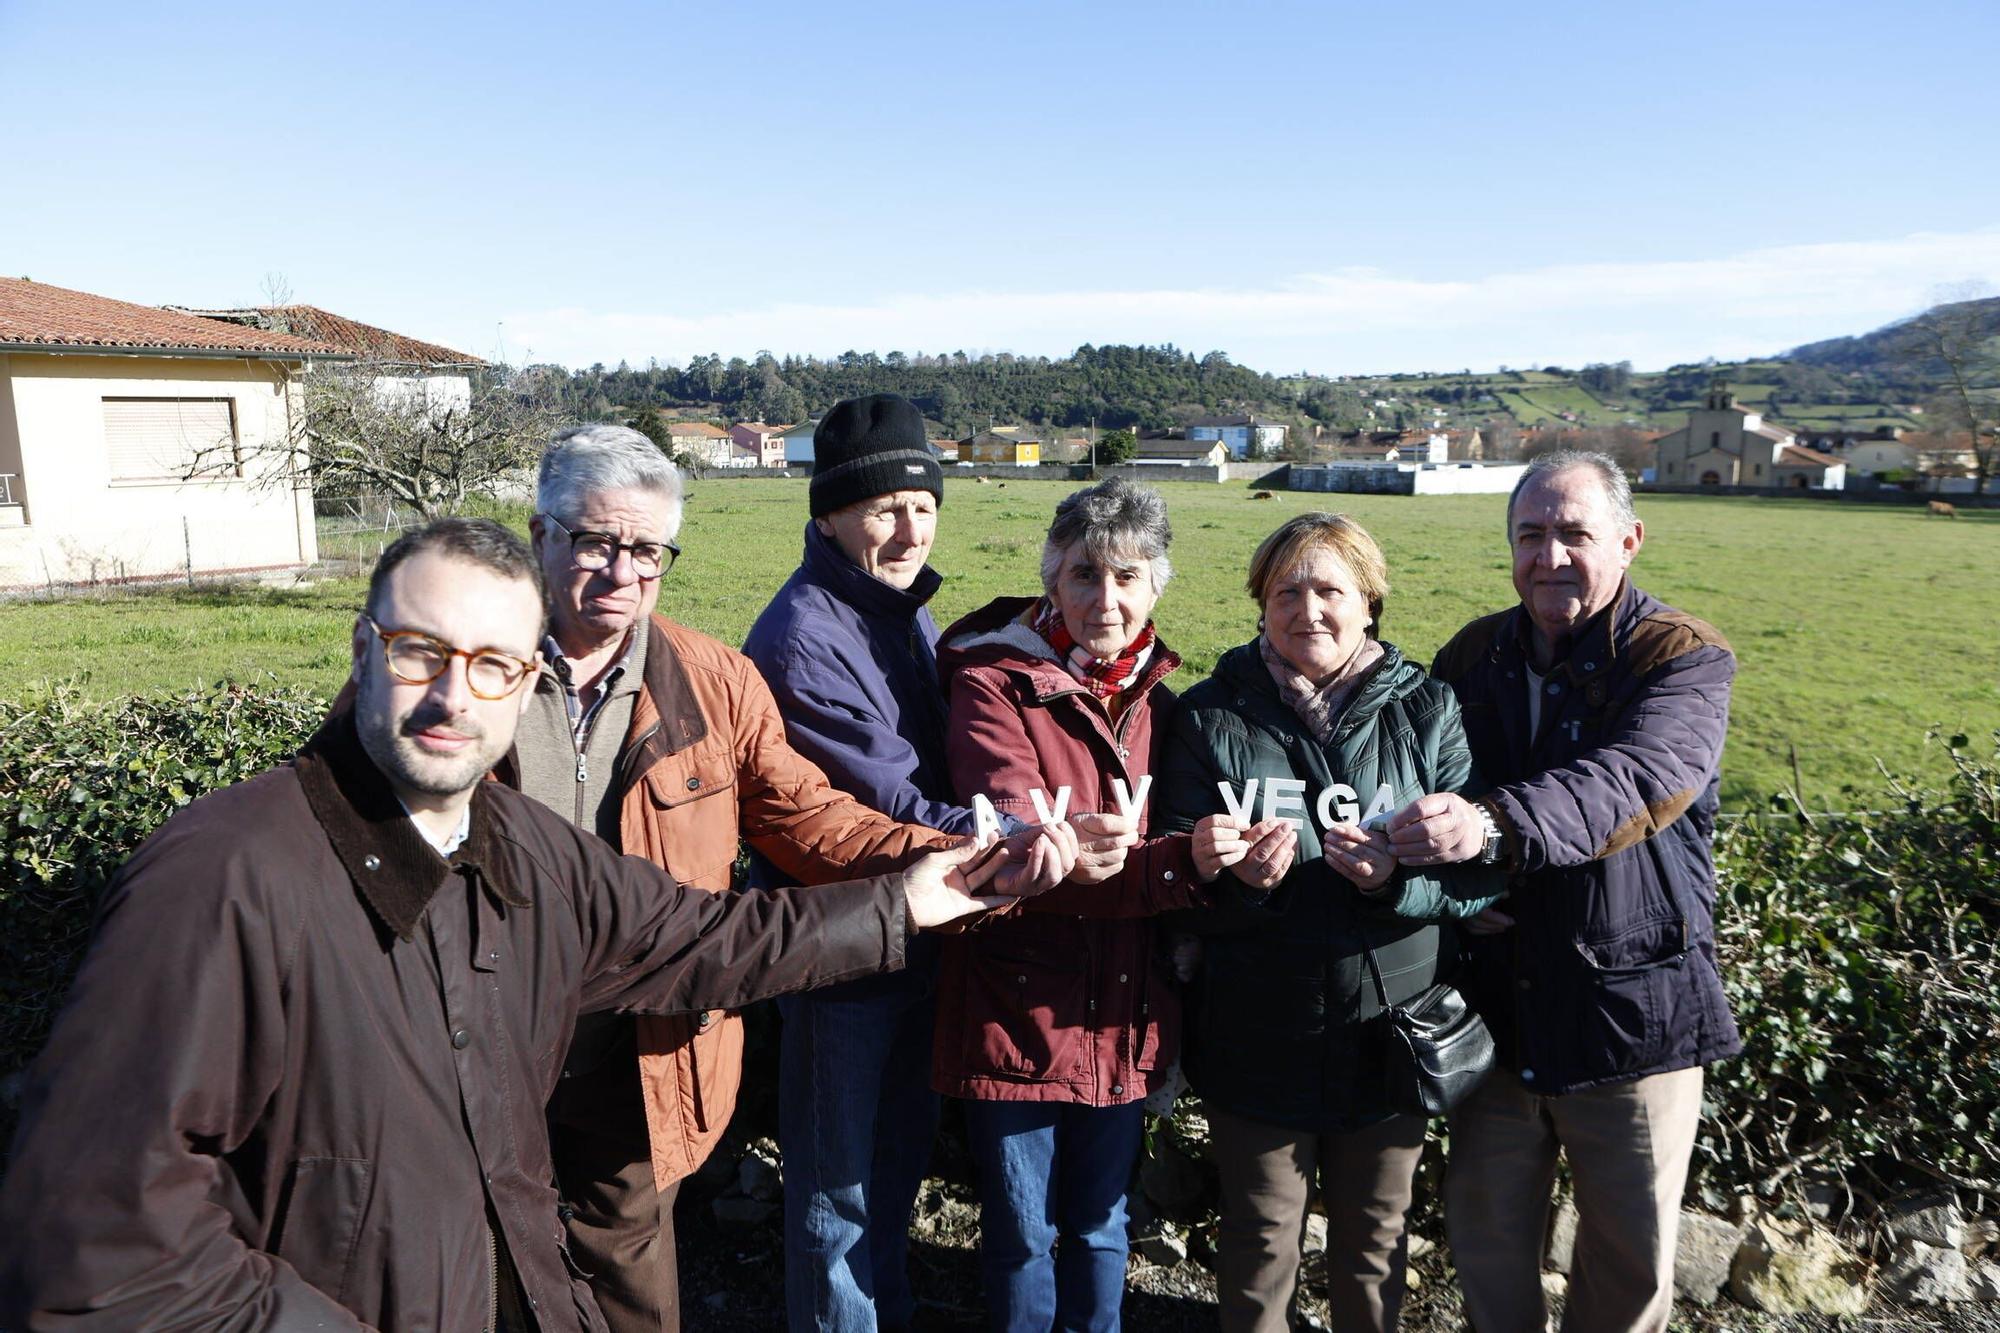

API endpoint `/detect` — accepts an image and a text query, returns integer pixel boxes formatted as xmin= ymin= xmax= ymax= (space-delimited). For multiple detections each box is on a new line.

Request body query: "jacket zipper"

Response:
xmin=486 ymin=1219 xmax=499 ymax=1333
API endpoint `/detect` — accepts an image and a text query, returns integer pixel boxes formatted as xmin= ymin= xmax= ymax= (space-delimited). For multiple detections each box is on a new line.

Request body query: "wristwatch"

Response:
xmin=1474 ymin=803 xmax=1506 ymax=866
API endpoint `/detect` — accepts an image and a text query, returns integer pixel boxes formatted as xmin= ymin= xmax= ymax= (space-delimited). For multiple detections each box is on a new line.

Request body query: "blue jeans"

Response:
xmin=963 ymin=1098 xmax=1146 ymax=1333
xmin=780 ymin=970 xmax=941 ymax=1332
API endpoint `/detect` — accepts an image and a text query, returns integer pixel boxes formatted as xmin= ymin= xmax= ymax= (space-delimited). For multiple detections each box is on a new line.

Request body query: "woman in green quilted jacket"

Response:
xmin=1156 ymin=512 xmax=1502 ymax=1333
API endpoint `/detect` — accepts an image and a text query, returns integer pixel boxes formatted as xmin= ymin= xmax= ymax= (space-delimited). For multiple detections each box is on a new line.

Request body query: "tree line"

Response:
xmin=548 ymin=344 xmax=1352 ymax=439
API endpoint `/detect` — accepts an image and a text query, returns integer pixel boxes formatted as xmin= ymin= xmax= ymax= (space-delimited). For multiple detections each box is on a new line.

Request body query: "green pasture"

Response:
xmin=1494 ymin=385 xmax=1625 ymax=425
xmin=2 ymin=480 xmax=1994 ymax=811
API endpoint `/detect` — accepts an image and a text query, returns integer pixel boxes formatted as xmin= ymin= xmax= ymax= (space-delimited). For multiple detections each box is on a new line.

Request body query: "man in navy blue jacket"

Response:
xmin=742 ymin=394 xmax=977 ymax=1333
xmin=1394 ymin=451 xmax=1740 ymax=1333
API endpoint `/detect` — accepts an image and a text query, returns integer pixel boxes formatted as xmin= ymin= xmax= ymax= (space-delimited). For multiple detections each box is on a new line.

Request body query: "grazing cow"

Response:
xmin=1251 ymin=490 xmax=1275 ymax=500
xmin=1929 ymin=500 xmax=1959 ymax=518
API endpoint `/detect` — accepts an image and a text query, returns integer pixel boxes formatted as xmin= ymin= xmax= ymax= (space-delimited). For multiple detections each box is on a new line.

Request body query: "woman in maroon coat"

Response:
xmin=933 ymin=478 xmax=1296 ymax=1332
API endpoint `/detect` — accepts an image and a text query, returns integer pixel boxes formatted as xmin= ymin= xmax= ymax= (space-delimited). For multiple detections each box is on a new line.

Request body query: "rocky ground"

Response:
xmin=673 ymin=1032 xmax=1999 ymax=1329
xmin=674 ymin=1155 xmax=2000 ymax=1332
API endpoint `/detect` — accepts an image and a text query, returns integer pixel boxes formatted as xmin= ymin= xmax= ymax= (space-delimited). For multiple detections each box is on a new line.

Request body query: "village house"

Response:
xmin=728 ymin=421 xmax=786 ymax=467
xmin=779 ymin=419 xmax=820 ymax=466
xmin=1032 ymin=435 xmax=1090 ymax=464
xmin=1652 ymin=384 xmax=1845 ymax=489
xmin=663 ymin=419 xmax=735 ymax=468
xmin=1319 ymin=428 xmax=1451 ymax=465
xmin=1132 ymin=435 xmax=1229 ymax=468
xmin=1186 ymin=412 xmax=1287 ymax=459
xmin=171 ymin=304 xmax=483 ymax=415
xmin=0 ymin=276 xmax=339 ymax=590
xmin=961 ymin=426 xmax=1043 ymax=465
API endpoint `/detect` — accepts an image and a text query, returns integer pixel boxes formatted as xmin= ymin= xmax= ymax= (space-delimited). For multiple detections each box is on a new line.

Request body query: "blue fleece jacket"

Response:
xmin=745 ymin=524 xmax=981 ymax=992
xmin=744 ymin=523 xmax=976 ymax=842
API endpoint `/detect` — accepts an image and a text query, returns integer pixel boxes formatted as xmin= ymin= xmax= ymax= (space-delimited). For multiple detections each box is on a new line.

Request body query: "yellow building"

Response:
xmin=961 ymin=427 xmax=1043 ymax=465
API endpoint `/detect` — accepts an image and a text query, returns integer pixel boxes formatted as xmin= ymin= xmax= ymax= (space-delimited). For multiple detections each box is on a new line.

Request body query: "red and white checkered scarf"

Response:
xmin=1031 ymin=598 xmax=1156 ymax=700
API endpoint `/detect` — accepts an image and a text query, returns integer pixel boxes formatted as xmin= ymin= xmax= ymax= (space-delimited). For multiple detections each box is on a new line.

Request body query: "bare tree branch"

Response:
xmin=187 ymin=361 xmax=562 ymax=521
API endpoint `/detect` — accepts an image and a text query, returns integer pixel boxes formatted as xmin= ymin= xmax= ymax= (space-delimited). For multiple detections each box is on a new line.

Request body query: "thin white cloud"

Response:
xmin=497 ymin=229 xmax=2000 ymax=374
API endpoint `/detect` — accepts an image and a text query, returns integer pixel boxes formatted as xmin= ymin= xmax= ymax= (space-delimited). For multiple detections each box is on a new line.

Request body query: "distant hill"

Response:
xmin=1783 ymin=295 xmax=2000 ymax=395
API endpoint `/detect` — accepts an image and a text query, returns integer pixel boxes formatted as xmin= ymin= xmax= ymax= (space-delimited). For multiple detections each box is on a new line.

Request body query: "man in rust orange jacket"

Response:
xmin=511 ymin=425 xmax=1062 ymax=1333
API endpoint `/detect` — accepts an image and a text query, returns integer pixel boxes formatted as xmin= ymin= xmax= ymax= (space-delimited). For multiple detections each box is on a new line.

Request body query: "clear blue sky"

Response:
xmin=4 ymin=0 xmax=1997 ymax=374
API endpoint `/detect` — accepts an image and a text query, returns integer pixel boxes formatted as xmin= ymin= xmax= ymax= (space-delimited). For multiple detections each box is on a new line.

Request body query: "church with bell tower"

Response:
xmin=1653 ymin=382 xmax=1844 ymax=489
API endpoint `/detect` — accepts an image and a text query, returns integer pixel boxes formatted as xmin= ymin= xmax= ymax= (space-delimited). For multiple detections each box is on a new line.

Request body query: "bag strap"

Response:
xmin=1359 ymin=933 xmax=1395 ymax=1015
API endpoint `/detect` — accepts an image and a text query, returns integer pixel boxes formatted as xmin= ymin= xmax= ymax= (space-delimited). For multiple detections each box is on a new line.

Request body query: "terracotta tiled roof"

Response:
xmin=664 ymin=421 xmax=730 ymax=438
xmin=0 ymin=277 xmax=342 ymax=357
xmin=172 ymin=304 xmax=482 ymax=368
xmin=1779 ymin=444 xmax=1840 ymax=467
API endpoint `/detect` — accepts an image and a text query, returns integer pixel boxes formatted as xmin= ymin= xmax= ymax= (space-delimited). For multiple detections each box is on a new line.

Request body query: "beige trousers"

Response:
xmin=1444 ymin=1066 xmax=1704 ymax=1333
xmin=1208 ymin=1105 xmax=1429 ymax=1333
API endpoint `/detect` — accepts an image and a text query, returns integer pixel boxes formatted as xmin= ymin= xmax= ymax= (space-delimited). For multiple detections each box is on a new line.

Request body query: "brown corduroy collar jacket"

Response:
xmin=0 ymin=707 xmax=910 ymax=1331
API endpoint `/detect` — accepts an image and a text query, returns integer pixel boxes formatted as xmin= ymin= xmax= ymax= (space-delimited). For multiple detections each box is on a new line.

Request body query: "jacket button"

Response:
xmin=1016 ymin=975 xmax=1027 ymax=985
xmin=1517 ymin=978 xmax=1532 ymax=991
xmin=1546 ymin=682 xmax=1561 ymax=695
xmin=1118 ymin=973 xmax=1128 ymax=984
xmin=1521 ymin=1068 xmax=1535 ymax=1082
xmin=451 ymin=1028 xmax=470 ymax=1050
xmin=696 ymin=1011 xmax=711 ymax=1028
xmin=1111 ymin=1084 xmax=1124 ymax=1097
xmin=1163 ymin=870 xmax=1175 ymax=882
xmin=686 ymin=776 xmax=701 ymax=790
xmin=1583 ymin=661 xmax=1596 ymax=671
xmin=362 ymin=854 xmax=381 ymax=871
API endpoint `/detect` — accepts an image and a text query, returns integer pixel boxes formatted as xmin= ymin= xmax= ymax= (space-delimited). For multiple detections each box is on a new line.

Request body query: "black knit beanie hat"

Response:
xmin=808 ymin=394 xmax=944 ymax=518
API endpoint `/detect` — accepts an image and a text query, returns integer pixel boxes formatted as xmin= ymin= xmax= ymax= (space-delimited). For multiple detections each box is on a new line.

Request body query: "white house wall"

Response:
xmin=0 ymin=353 xmax=316 ymax=590
xmin=370 ymin=373 xmax=473 ymax=418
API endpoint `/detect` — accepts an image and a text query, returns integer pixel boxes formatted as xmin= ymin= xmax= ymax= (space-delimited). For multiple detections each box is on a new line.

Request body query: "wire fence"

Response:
xmin=312 ymin=495 xmax=419 ymax=576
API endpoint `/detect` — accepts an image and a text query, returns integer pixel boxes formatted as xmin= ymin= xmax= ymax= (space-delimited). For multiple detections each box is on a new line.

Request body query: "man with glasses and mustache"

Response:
xmin=0 ymin=516 xmax=1072 ymax=1332
xmin=513 ymin=425 xmax=1077 ymax=1333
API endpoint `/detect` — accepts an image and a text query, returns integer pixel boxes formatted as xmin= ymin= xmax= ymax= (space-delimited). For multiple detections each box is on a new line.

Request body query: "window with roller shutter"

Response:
xmin=102 ymin=397 xmax=240 ymax=483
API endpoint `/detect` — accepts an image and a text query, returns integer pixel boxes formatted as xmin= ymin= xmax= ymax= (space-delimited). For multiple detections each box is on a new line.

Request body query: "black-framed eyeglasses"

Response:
xmin=362 ymin=614 xmax=537 ymax=700
xmin=541 ymin=514 xmax=679 ymax=579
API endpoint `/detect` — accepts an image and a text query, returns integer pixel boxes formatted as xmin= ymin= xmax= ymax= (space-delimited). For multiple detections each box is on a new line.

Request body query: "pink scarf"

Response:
xmin=1259 ymin=632 xmax=1383 ymax=745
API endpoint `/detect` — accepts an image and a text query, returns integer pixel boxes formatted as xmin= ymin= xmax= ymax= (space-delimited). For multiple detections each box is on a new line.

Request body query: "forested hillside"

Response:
xmin=546 ymin=298 xmax=2000 ymax=446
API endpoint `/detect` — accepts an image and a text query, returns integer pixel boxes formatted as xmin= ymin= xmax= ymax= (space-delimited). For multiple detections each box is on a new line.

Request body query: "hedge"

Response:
xmin=2 ymin=683 xmax=1994 ymax=1227
xmin=0 ymin=682 xmax=325 ymax=1146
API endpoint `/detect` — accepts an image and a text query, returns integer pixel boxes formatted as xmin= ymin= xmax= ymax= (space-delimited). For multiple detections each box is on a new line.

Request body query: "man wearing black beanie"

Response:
xmin=807 ymin=392 xmax=945 ymax=525
xmin=745 ymin=394 xmax=968 ymax=1330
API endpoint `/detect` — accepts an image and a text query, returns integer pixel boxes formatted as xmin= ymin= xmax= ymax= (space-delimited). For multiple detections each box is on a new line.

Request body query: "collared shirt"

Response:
xmin=543 ymin=630 xmax=641 ymax=751
xmin=397 ymin=799 xmax=470 ymax=857
xmin=516 ymin=627 xmax=649 ymax=848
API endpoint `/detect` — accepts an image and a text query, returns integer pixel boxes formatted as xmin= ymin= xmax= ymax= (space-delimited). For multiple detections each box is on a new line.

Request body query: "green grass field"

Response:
xmin=2 ymin=480 xmax=1994 ymax=811
xmin=1493 ymin=385 xmax=1625 ymax=425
